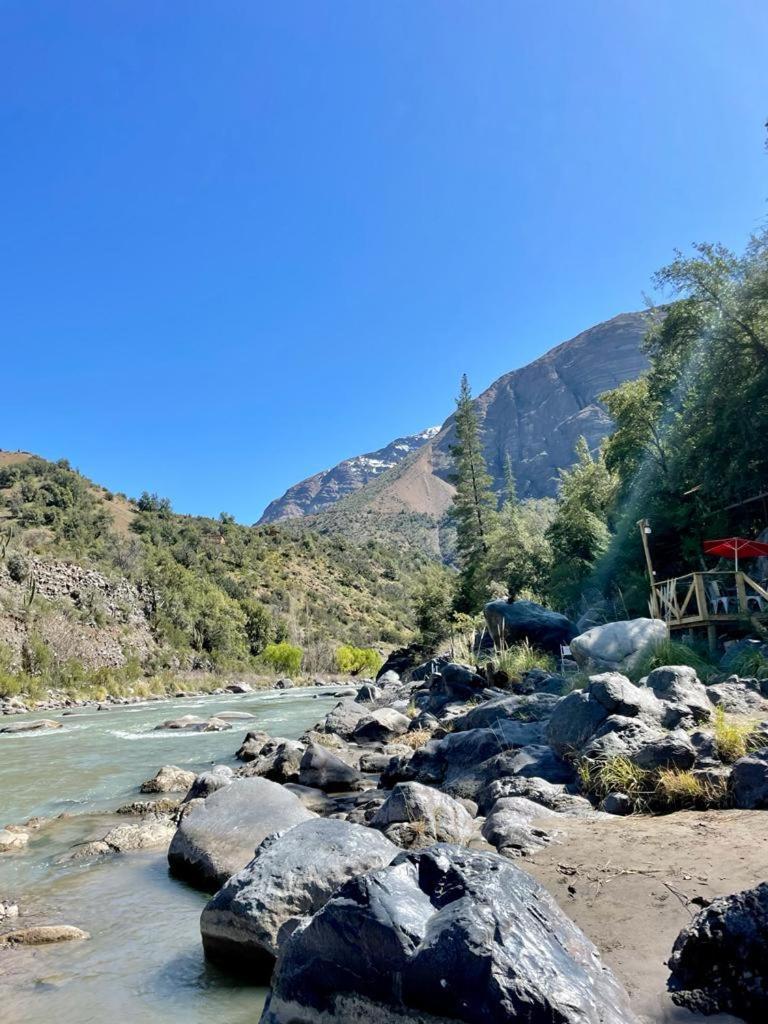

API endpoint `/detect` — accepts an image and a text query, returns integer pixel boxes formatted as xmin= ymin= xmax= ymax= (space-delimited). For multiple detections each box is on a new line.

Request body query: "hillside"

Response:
xmin=0 ymin=453 xmax=436 ymax=686
xmin=300 ymin=311 xmax=650 ymax=555
xmin=259 ymin=427 xmax=440 ymax=524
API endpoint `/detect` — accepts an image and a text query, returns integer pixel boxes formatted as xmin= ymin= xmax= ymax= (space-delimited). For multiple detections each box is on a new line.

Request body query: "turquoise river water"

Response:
xmin=0 ymin=687 xmax=338 ymax=1024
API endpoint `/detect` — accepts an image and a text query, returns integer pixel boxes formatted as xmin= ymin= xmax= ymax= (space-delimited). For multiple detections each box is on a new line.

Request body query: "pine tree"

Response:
xmin=449 ymin=374 xmax=496 ymax=612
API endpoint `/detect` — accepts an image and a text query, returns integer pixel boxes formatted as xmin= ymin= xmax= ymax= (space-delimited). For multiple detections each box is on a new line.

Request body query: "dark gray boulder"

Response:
xmin=644 ymin=665 xmax=713 ymax=723
xmin=299 ymin=742 xmax=363 ymax=792
xmin=730 ymin=749 xmax=768 ymax=808
xmin=236 ymin=740 xmax=305 ymax=784
xmin=393 ymin=722 xmax=545 ymax=794
xmin=484 ymin=598 xmax=577 ymax=654
xmin=668 ymin=881 xmax=768 ymax=1021
xmin=355 ymin=682 xmax=381 ymax=703
xmin=184 ymin=765 xmax=234 ymax=801
xmin=547 ymin=689 xmax=610 ymax=757
xmin=371 ymin=782 xmax=476 ymax=848
xmin=451 ymin=693 xmax=557 ymax=731
xmin=477 ymin=775 xmax=592 ymax=816
xmin=441 ymin=744 xmax=574 ymax=802
xmin=707 ymin=682 xmax=768 ymax=715
xmin=261 ymin=844 xmax=638 ymax=1024
xmin=317 ymin=699 xmax=371 ymax=740
xmin=352 ymin=708 xmax=410 ymax=744
xmin=236 ymin=730 xmax=274 ymax=762
xmin=201 ymin=818 xmax=397 ymax=977
xmin=589 ymin=672 xmax=664 ymax=720
xmin=167 ymin=778 xmax=314 ymax=891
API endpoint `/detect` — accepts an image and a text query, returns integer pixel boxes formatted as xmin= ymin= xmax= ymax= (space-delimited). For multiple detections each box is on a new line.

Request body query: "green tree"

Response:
xmin=411 ymin=564 xmax=454 ymax=650
xmin=546 ymin=438 xmax=617 ymax=610
xmin=449 ymin=374 xmax=496 ymax=612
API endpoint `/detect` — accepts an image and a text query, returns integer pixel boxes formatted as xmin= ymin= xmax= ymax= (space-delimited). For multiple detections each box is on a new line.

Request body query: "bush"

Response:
xmin=335 ymin=645 xmax=382 ymax=676
xmin=6 ymin=551 xmax=28 ymax=583
xmin=261 ymin=642 xmax=303 ymax=676
xmin=628 ymin=638 xmax=713 ymax=683
xmin=654 ymin=768 xmax=726 ymax=810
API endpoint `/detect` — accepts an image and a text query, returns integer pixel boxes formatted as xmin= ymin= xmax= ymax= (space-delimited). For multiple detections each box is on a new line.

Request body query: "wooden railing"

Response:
xmin=652 ymin=571 xmax=768 ymax=626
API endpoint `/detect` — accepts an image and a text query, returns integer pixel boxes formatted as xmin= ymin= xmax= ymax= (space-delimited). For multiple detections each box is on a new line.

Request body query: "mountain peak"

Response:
xmin=257 ymin=426 xmax=440 ymax=524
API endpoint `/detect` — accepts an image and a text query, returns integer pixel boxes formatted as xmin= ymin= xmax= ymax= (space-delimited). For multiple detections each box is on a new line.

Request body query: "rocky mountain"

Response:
xmin=258 ymin=427 xmax=440 ymax=524
xmin=298 ymin=311 xmax=651 ymax=555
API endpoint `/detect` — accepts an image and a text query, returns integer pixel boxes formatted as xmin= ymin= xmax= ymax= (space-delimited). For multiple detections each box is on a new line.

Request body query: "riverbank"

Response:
xmin=0 ymin=672 xmax=361 ymax=717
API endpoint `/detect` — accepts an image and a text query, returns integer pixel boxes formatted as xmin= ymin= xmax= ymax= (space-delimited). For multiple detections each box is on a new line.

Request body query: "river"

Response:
xmin=0 ymin=687 xmax=340 ymax=1024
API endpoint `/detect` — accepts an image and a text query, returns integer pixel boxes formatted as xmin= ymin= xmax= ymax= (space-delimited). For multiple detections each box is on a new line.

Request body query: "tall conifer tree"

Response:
xmin=449 ymin=374 xmax=496 ymax=612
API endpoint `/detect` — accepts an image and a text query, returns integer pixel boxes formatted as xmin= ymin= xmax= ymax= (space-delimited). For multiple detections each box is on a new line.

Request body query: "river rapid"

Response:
xmin=0 ymin=687 xmax=340 ymax=1024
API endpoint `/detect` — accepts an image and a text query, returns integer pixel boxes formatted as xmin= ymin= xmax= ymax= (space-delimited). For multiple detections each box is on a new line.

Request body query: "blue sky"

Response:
xmin=1 ymin=2 xmax=766 ymax=522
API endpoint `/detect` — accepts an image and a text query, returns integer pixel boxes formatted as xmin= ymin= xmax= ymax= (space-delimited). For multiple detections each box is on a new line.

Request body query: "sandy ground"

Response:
xmin=523 ymin=809 xmax=768 ymax=1023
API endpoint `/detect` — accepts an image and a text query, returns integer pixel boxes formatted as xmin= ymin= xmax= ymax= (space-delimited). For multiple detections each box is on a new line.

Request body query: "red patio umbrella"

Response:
xmin=703 ymin=537 xmax=768 ymax=572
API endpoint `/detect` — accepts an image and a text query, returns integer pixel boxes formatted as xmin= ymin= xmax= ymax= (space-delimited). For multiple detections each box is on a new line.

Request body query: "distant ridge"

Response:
xmin=258 ymin=426 xmax=440 ymax=524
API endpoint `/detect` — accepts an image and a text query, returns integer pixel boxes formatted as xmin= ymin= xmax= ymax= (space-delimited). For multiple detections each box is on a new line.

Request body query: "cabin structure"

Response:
xmin=651 ymin=570 xmax=768 ymax=653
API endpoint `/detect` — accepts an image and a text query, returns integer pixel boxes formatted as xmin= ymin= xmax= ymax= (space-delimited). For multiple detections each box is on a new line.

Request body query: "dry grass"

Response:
xmin=712 ymin=707 xmax=760 ymax=764
xmin=399 ymin=728 xmax=433 ymax=749
xmin=654 ymin=768 xmax=726 ymax=810
xmin=577 ymin=756 xmax=650 ymax=803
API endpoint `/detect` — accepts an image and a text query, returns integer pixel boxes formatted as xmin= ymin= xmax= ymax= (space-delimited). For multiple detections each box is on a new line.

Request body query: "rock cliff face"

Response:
xmin=260 ymin=311 xmax=650 ymax=532
xmin=429 ymin=310 xmax=650 ymax=499
xmin=0 ymin=556 xmax=156 ymax=670
xmin=258 ymin=427 xmax=440 ymax=524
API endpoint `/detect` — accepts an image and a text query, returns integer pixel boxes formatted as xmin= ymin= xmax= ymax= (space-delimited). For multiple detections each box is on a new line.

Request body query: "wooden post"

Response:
xmin=637 ymin=519 xmax=659 ymax=617
xmin=735 ymin=571 xmax=748 ymax=617
xmin=693 ymin=573 xmax=708 ymax=622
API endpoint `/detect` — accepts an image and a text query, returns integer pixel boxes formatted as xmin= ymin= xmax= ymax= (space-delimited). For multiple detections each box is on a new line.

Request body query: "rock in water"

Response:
xmin=484 ymin=599 xmax=576 ymax=654
xmin=167 ymin=778 xmax=314 ymax=890
xmin=0 ymin=718 xmax=62 ymax=734
xmin=201 ymin=818 xmax=397 ymax=977
xmin=668 ymin=881 xmax=768 ymax=1021
xmin=140 ymin=765 xmax=197 ymax=793
xmin=569 ymin=618 xmax=667 ymax=674
xmin=0 ymin=926 xmax=89 ymax=945
xmin=261 ymin=844 xmax=637 ymax=1024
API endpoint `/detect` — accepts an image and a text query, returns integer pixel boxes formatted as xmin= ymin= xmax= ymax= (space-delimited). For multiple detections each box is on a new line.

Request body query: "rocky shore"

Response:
xmin=4 ymin=607 xmax=768 ymax=1022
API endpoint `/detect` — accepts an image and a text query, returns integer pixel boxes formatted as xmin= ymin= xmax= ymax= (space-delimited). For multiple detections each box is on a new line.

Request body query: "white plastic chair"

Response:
xmin=706 ymin=581 xmax=732 ymax=614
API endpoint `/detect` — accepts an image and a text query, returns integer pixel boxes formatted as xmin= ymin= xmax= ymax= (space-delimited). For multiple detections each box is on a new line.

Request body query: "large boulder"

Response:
xmin=730 ymin=749 xmax=768 ymax=809
xmin=352 ymin=708 xmax=410 ymax=745
xmin=570 ymin=617 xmax=667 ymax=674
xmin=298 ymin=742 xmax=363 ymax=792
xmin=547 ymin=689 xmax=610 ymax=758
xmin=201 ymin=818 xmax=397 ymax=977
xmin=668 ymin=881 xmax=768 ymax=1020
xmin=394 ymin=721 xmax=544 ymax=793
xmin=707 ymin=681 xmax=768 ymax=715
xmin=451 ymin=693 xmax=558 ymax=731
xmin=644 ymin=665 xmax=713 ymax=723
xmin=484 ymin=599 xmax=577 ymax=654
xmin=167 ymin=778 xmax=314 ymax=890
xmin=477 ymin=775 xmax=592 ymax=816
xmin=371 ymin=782 xmax=476 ymax=848
xmin=317 ymin=699 xmax=371 ymax=740
xmin=261 ymin=844 xmax=638 ymax=1024
xmin=237 ymin=740 xmax=305 ymax=784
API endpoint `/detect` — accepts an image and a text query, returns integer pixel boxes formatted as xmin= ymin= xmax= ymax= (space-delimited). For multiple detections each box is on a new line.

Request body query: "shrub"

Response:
xmin=261 ymin=642 xmax=303 ymax=676
xmin=712 ymin=707 xmax=759 ymax=763
xmin=628 ymin=638 xmax=714 ymax=683
xmin=335 ymin=645 xmax=382 ymax=676
xmin=6 ymin=551 xmax=28 ymax=583
xmin=577 ymin=755 xmax=650 ymax=804
xmin=485 ymin=639 xmax=555 ymax=679
xmin=730 ymin=648 xmax=768 ymax=680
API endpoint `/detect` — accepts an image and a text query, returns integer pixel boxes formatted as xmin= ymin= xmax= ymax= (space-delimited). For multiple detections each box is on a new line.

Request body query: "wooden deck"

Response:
xmin=652 ymin=570 xmax=768 ymax=630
